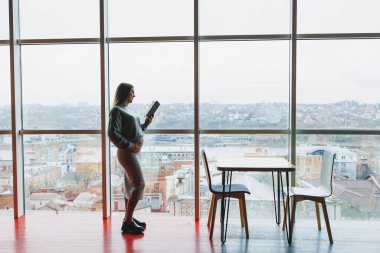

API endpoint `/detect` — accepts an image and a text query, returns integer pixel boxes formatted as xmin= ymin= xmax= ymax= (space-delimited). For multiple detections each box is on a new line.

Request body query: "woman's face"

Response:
xmin=126 ymin=88 xmax=135 ymax=104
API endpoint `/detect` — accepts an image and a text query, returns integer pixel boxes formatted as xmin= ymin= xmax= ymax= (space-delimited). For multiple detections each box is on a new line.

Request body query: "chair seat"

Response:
xmin=211 ymin=184 xmax=251 ymax=194
xmin=283 ymin=186 xmax=330 ymax=198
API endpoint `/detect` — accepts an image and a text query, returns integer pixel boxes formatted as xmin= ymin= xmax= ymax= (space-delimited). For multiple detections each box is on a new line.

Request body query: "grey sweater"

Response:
xmin=108 ymin=105 xmax=148 ymax=150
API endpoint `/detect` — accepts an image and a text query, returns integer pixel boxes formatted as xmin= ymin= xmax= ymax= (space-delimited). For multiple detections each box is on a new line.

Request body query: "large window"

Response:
xmin=3 ymin=1 xmax=379 ymax=220
xmin=200 ymin=41 xmax=289 ymax=129
xmin=200 ymin=0 xmax=291 ymax=35
xmin=0 ymin=46 xmax=11 ymax=130
xmin=297 ymin=135 xmax=380 ymax=219
xmin=0 ymin=0 xmax=9 ymax=40
xmin=200 ymin=134 xmax=288 ymax=218
xmin=296 ymin=0 xmax=380 ymax=221
xmin=109 ymin=43 xmax=194 ymax=129
xmin=297 ymin=40 xmax=380 ymax=129
xmin=19 ymin=0 xmax=99 ymax=39
xmin=24 ymin=134 xmax=102 ymax=212
xmin=111 ymin=135 xmax=194 ymax=215
xmin=21 ymin=45 xmax=101 ymax=130
xmin=108 ymin=0 xmax=193 ymax=37
xmin=0 ymin=1 xmax=11 ymax=215
xmin=0 ymin=136 xmax=12 ymax=214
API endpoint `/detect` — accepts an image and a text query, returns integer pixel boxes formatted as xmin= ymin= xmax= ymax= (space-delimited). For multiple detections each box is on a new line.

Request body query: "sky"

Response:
xmin=1 ymin=0 xmax=380 ymax=106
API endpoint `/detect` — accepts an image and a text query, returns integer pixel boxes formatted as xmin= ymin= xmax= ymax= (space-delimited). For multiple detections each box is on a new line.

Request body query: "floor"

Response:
xmin=0 ymin=212 xmax=379 ymax=253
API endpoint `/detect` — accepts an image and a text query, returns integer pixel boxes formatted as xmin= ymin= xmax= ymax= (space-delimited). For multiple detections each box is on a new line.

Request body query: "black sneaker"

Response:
xmin=133 ymin=218 xmax=146 ymax=229
xmin=121 ymin=220 xmax=144 ymax=235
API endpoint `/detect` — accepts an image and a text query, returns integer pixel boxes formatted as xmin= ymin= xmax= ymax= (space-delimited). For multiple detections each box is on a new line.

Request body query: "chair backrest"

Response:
xmin=319 ymin=151 xmax=336 ymax=196
xmin=201 ymin=149 xmax=214 ymax=192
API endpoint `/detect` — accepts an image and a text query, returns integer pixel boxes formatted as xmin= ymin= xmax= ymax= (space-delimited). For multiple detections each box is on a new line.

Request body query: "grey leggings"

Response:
xmin=117 ymin=149 xmax=145 ymax=201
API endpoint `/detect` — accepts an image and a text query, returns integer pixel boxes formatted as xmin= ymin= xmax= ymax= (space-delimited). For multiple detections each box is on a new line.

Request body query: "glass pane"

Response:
xmin=0 ymin=0 xmax=9 ymax=40
xmin=297 ymin=134 xmax=380 ymax=220
xmin=200 ymin=134 xmax=289 ymax=218
xmin=0 ymin=135 xmax=13 ymax=215
xmin=299 ymin=0 xmax=380 ymax=33
xmin=109 ymin=0 xmax=193 ymax=37
xmin=200 ymin=0 xmax=291 ymax=35
xmin=111 ymin=135 xmax=195 ymax=215
xmin=200 ymin=41 xmax=289 ymax=129
xmin=21 ymin=45 xmax=101 ymax=129
xmin=109 ymin=43 xmax=194 ymax=129
xmin=0 ymin=46 xmax=11 ymax=130
xmin=297 ymin=40 xmax=380 ymax=129
xmin=24 ymin=134 xmax=102 ymax=212
xmin=20 ymin=0 xmax=99 ymax=39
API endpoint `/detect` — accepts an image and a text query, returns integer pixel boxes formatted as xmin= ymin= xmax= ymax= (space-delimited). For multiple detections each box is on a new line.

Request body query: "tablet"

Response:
xmin=145 ymin=101 xmax=160 ymax=117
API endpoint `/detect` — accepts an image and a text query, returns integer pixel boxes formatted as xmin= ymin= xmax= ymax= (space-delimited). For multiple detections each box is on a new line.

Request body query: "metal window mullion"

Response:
xmin=0 ymin=40 xmax=10 ymax=45
xmin=296 ymin=129 xmax=380 ymax=135
xmin=108 ymin=36 xmax=194 ymax=43
xmin=145 ymin=129 xmax=194 ymax=135
xmin=200 ymin=129 xmax=290 ymax=135
xmin=18 ymin=38 xmax=100 ymax=45
xmin=100 ymin=0 xmax=111 ymax=219
xmin=290 ymin=0 xmax=297 ymax=186
xmin=0 ymin=130 xmax=12 ymax=134
xmin=194 ymin=0 xmax=200 ymax=221
xmin=9 ymin=0 xmax=24 ymax=218
xmin=200 ymin=34 xmax=291 ymax=41
xmin=20 ymin=129 xmax=101 ymax=135
xmin=297 ymin=33 xmax=380 ymax=40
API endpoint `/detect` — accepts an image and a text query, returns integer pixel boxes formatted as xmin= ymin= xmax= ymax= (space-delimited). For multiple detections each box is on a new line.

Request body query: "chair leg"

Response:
xmin=315 ymin=202 xmax=321 ymax=231
xmin=239 ymin=198 xmax=245 ymax=227
xmin=282 ymin=196 xmax=289 ymax=231
xmin=289 ymin=197 xmax=297 ymax=244
xmin=207 ymin=194 xmax=215 ymax=227
xmin=242 ymin=194 xmax=249 ymax=239
xmin=321 ymin=199 xmax=333 ymax=244
xmin=209 ymin=195 xmax=218 ymax=239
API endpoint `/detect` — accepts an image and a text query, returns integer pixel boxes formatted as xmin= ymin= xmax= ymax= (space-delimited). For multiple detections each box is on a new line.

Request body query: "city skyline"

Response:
xmin=2 ymin=100 xmax=380 ymax=130
xmin=1 ymin=132 xmax=380 ymax=219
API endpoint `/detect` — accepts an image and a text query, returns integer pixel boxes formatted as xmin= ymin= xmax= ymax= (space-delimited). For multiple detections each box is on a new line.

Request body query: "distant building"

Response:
xmin=58 ymin=144 xmax=75 ymax=164
xmin=332 ymin=176 xmax=380 ymax=219
xmin=0 ymin=192 xmax=13 ymax=210
xmin=297 ymin=146 xmax=357 ymax=180
xmin=296 ymin=155 xmax=322 ymax=181
xmin=0 ymin=171 xmax=13 ymax=192
xmin=24 ymin=165 xmax=62 ymax=196
xmin=74 ymin=147 xmax=101 ymax=175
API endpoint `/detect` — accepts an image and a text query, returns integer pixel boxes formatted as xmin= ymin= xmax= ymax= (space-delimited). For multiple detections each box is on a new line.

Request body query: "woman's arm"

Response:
xmin=108 ymin=108 xmax=134 ymax=150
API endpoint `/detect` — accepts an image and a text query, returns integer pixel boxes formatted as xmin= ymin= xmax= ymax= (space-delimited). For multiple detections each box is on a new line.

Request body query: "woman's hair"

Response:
xmin=113 ymin=82 xmax=133 ymax=105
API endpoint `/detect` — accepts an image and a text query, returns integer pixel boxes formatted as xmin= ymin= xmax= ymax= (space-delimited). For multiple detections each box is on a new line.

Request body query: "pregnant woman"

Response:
xmin=108 ymin=82 xmax=154 ymax=235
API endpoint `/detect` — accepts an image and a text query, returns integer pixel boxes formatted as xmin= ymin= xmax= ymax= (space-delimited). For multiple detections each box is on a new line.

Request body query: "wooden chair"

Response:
xmin=201 ymin=149 xmax=251 ymax=239
xmin=282 ymin=151 xmax=336 ymax=244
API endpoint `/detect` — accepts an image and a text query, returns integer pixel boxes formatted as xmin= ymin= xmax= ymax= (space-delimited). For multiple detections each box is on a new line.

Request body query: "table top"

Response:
xmin=217 ymin=156 xmax=296 ymax=172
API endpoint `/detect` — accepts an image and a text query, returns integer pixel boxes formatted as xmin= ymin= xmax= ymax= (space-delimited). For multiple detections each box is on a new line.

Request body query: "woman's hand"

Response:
xmin=130 ymin=143 xmax=141 ymax=153
xmin=145 ymin=114 xmax=154 ymax=125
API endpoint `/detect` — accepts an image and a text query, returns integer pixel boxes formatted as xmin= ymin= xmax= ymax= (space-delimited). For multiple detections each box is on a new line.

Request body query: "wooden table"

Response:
xmin=217 ymin=157 xmax=296 ymax=244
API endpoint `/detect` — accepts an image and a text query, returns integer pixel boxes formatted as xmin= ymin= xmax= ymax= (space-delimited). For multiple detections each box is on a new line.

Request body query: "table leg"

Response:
xmin=277 ymin=172 xmax=281 ymax=225
xmin=221 ymin=171 xmax=226 ymax=243
xmin=286 ymin=171 xmax=291 ymax=245
xmin=280 ymin=171 xmax=292 ymax=245
xmin=221 ymin=171 xmax=233 ymax=244
xmin=271 ymin=171 xmax=278 ymax=224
